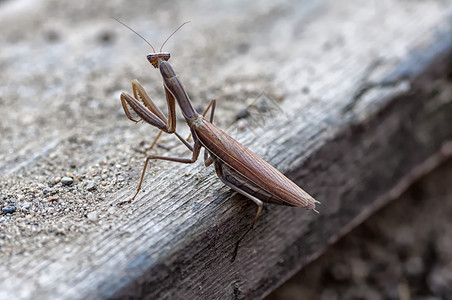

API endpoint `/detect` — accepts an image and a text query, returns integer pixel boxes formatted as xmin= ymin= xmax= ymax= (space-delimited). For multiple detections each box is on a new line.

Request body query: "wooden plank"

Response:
xmin=0 ymin=0 xmax=451 ymax=299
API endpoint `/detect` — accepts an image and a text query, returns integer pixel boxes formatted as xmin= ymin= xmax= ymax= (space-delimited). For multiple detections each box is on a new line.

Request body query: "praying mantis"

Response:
xmin=116 ymin=20 xmax=319 ymax=260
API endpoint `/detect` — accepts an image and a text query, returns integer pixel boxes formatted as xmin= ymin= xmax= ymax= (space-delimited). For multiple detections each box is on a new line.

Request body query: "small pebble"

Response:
xmin=61 ymin=177 xmax=74 ymax=185
xmin=21 ymin=202 xmax=31 ymax=210
xmin=235 ymin=108 xmax=250 ymax=120
xmin=87 ymin=211 xmax=98 ymax=221
xmin=85 ymin=181 xmax=96 ymax=191
xmin=48 ymin=195 xmax=59 ymax=202
xmin=237 ymin=119 xmax=248 ymax=131
xmin=2 ymin=205 xmax=16 ymax=214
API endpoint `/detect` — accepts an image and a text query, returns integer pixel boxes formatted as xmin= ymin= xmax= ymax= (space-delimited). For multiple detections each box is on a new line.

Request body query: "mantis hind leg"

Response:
xmin=215 ymin=173 xmax=264 ymax=262
xmin=230 ymin=189 xmax=263 ymax=262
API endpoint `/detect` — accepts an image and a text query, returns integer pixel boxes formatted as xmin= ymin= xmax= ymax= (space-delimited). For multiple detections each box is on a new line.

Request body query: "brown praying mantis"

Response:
xmin=116 ymin=20 xmax=319 ymax=261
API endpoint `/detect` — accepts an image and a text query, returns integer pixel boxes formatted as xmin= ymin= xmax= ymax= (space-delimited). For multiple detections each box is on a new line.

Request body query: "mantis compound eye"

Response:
xmin=147 ymin=53 xmax=171 ymax=68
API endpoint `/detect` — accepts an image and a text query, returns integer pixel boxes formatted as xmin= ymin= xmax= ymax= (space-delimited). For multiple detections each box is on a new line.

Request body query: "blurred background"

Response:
xmin=266 ymin=159 xmax=452 ymax=299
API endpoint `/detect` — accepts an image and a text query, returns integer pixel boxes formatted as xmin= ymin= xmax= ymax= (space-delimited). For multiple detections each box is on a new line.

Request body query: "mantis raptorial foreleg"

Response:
xmin=121 ymin=79 xmax=192 ymax=154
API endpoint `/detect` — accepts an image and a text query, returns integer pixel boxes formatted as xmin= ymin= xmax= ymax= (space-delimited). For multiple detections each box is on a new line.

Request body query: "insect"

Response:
xmin=116 ymin=20 xmax=319 ymax=261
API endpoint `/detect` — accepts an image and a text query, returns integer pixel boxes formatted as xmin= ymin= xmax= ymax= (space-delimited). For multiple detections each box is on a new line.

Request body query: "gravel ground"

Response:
xmin=267 ymin=158 xmax=452 ymax=300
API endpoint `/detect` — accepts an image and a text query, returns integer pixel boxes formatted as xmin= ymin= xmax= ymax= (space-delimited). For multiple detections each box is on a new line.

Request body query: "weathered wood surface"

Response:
xmin=0 ymin=0 xmax=451 ymax=299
